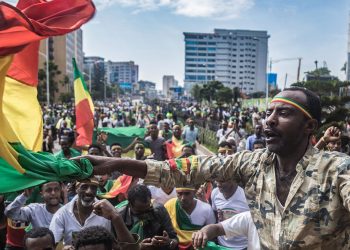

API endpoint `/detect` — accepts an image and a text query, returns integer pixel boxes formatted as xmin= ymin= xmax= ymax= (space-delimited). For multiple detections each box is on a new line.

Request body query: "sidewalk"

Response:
xmin=196 ymin=142 xmax=214 ymax=156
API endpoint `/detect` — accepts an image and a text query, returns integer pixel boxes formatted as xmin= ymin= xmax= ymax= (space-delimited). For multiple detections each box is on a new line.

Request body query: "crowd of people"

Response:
xmin=1 ymin=87 xmax=350 ymax=250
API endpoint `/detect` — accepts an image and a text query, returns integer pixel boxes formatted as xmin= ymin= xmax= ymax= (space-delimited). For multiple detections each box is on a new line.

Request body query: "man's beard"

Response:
xmin=80 ymin=199 xmax=94 ymax=207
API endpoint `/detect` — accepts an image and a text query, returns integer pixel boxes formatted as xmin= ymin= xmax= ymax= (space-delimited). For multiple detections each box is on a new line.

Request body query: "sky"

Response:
xmin=6 ymin=0 xmax=350 ymax=90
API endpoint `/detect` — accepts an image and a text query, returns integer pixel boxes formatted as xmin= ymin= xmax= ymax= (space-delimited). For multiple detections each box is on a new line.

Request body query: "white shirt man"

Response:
xmin=211 ymin=184 xmax=249 ymax=249
xmin=50 ymin=196 xmax=111 ymax=245
xmin=148 ymin=185 xmax=177 ymax=205
xmin=221 ymin=211 xmax=260 ymax=250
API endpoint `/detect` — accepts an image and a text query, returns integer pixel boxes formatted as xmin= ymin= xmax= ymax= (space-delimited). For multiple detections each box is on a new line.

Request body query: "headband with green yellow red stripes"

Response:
xmin=271 ymin=97 xmax=313 ymax=119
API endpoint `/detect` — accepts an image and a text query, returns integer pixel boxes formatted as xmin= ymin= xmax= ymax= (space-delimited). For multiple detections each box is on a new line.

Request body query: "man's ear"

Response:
xmin=305 ymin=119 xmax=318 ymax=134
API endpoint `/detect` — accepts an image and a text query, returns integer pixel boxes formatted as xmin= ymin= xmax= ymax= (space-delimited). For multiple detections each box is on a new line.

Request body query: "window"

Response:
xmin=208 ymin=47 xmax=216 ymax=51
xmin=186 ymin=52 xmax=196 ymax=56
xmin=208 ymin=53 xmax=216 ymax=57
xmin=186 ymin=47 xmax=196 ymax=51
xmin=186 ymin=41 xmax=197 ymax=45
xmin=198 ymin=47 xmax=206 ymax=51
xmin=185 ymin=75 xmax=196 ymax=80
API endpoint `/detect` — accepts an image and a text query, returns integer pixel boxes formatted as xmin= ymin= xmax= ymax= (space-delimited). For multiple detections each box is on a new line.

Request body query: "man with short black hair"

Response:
xmin=144 ymin=123 xmax=166 ymax=161
xmin=117 ymin=184 xmax=178 ymax=250
xmin=252 ymin=139 xmax=265 ymax=151
xmin=246 ymin=124 xmax=265 ymax=151
xmin=74 ymin=226 xmax=113 ymax=250
xmin=78 ymin=87 xmax=350 ymax=248
xmin=5 ymin=182 xmax=62 ymax=229
xmin=24 ymin=227 xmax=55 ymax=250
xmin=49 ymin=178 xmax=111 ymax=246
xmin=164 ymin=186 xmax=215 ymax=249
xmin=55 ymin=136 xmax=81 ymax=159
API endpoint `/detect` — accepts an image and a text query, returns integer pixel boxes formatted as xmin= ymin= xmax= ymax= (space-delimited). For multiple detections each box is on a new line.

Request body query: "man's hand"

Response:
xmin=23 ymin=188 xmax=34 ymax=198
xmin=72 ymin=155 xmax=112 ymax=175
xmin=93 ymin=199 xmax=119 ymax=221
xmin=323 ymin=126 xmax=341 ymax=143
xmin=140 ymin=238 xmax=153 ymax=250
xmin=192 ymin=230 xmax=209 ymax=249
xmin=62 ymin=245 xmax=74 ymax=250
xmin=152 ymin=231 xmax=171 ymax=247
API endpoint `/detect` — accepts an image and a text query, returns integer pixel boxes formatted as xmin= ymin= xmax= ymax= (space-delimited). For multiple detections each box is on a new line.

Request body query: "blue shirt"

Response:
xmin=245 ymin=134 xmax=265 ymax=151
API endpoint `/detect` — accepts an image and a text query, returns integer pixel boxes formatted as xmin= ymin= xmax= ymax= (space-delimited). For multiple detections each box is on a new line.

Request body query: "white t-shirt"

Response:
xmin=211 ymin=187 xmax=249 ymax=249
xmin=148 ymin=186 xmax=177 ymax=205
xmin=188 ymin=199 xmax=216 ymax=226
xmin=49 ymin=197 xmax=111 ymax=245
xmin=221 ymin=211 xmax=260 ymax=250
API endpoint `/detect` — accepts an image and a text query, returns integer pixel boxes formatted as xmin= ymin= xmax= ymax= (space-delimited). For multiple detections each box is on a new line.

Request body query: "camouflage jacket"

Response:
xmin=144 ymin=147 xmax=350 ymax=249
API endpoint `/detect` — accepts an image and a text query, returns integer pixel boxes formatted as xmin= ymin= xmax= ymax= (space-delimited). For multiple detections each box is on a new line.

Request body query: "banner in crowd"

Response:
xmin=93 ymin=127 xmax=147 ymax=148
xmin=241 ymin=98 xmax=272 ymax=111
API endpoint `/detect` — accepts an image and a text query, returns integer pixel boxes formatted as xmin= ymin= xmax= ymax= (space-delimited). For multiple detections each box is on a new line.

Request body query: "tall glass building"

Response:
xmin=184 ymin=29 xmax=269 ymax=94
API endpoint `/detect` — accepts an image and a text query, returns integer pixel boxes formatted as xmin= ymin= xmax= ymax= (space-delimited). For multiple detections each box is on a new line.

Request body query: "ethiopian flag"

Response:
xmin=73 ymin=58 xmax=95 ymax=146
xmin=98 ymin=175 xmax=133 ymax=199
xmin=0 ymin=0 xmax=95 ymax=193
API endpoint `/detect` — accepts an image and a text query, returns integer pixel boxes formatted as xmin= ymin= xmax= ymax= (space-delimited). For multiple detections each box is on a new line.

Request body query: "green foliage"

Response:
xmin=58 ymin=92 xmax=73 ymax=103
xmin=191 ymin=84 xmax=202 ymax=102
xmin=291 ymin=67 xmax=350 ymax=136
xmin=190 ymin=81 xmax=234 ymax=104
xmin=37 ymin=61 xmax=63 ymax=103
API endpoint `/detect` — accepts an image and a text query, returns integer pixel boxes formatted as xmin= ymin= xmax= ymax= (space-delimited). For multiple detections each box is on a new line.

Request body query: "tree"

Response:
xmin=37 ymin=61 xmax=63 ymax=103
xmin=191 ymin=84 xmax=202 ymax=102
xmin=292 ymin=67 xmax=350 ymax=135
xmin=215 ymin=87 xmax=234 ymax=104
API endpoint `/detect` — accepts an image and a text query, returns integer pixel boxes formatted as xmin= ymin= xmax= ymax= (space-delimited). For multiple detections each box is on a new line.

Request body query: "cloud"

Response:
xmin=94 ymin=0 xmax=254 ymax=19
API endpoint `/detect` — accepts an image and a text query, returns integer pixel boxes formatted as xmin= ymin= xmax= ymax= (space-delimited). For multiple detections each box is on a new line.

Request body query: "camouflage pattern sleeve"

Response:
xmin=143 ymin=150 xmax=257 ymax=189
xmin=337 ymin=158 xmax=350 ymax=212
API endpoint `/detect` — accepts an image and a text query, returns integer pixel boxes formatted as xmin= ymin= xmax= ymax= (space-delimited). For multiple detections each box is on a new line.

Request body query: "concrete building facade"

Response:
xmin=162 ymin=75 xmax=178 ymax=98
xmin=105 ymin=61 xmax=139 ymax=92
xmin=184 ymin=29 xmax=269 ymax=95
xmin=39 ymin=29 xmax=84 ymax=101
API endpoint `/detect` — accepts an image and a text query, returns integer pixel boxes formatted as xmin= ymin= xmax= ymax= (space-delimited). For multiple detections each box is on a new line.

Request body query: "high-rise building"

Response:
xmin=105 ymin=61 xmax=139 ymax=92
xmin=83 ymin=56 xmax=105 ymax=98
xmin=184 ymin=29 xmax=269 ymax=94
xmin=347 ymin=12 xmax=350 ymax=81
xmin=162 ymin=75 xmax=178 ymax=97
xmin=137 ymin=80 xmax=157 ymax=99
xmin=39 ymin=29 xmax=84 ymax=101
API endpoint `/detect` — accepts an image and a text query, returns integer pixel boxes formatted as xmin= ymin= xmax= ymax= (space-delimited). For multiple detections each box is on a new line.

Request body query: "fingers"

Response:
xmin=192 ymin=231 xmax=206 ymax=249
xmin=163 ymin=230 xmax=168 ymax=237
xmin=141 ymin=238 xmax=152 ymax=243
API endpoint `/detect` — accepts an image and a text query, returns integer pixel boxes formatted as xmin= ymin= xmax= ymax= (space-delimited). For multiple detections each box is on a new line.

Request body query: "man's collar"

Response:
xmin=263 ymin=144 xmax=316 ymax=171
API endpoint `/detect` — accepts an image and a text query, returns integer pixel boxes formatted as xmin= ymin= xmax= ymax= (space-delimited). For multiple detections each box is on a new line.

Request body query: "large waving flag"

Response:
xmin=0 ymin=0 xmax=96 ymax=193
xmin=73 ymin=58 xmax=95 ymax=146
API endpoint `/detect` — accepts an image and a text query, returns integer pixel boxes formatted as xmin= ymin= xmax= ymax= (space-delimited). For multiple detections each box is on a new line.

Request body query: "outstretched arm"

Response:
xmin=73 ymin=155 xmax=148 ymax=178
xmin=192 ymin=224 xmax=225 ymax=249
xmin=74 ymin=150 xmax=257 ymax=191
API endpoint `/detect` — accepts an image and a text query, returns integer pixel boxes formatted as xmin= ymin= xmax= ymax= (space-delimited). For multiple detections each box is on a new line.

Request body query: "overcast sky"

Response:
xmin=6 ymin=0 xmax=350 ymax=90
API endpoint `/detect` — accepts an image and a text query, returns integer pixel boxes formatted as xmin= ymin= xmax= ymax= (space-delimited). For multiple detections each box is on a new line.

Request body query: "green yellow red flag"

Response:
xmin=73 ymin=58 xmax=95 ymax=146
xmin=0 ymin=0 xmax=95 ymax=193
